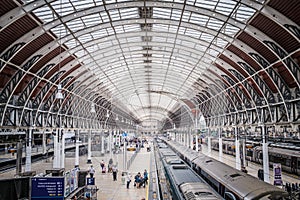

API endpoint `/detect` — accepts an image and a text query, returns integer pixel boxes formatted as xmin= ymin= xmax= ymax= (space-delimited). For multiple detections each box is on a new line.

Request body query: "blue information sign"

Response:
xmin=87 ymin=177 xmax=95 ymax=185
xmin=31 ymin=177 xmax=64 ymax=199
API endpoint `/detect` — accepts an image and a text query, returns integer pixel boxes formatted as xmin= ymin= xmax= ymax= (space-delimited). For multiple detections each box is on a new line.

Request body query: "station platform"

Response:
xmin=0 ymin=143 xmax=152 ymax=200
xmin=201 ymin=144 xmax=299 ymax=186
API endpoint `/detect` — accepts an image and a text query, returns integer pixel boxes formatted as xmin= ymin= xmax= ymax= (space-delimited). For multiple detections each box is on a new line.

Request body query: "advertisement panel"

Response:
xmin=273 ymin=163 xmax=283 ymax=186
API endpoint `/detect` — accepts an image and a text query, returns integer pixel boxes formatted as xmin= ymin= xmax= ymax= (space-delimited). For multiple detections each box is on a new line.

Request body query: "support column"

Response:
xmin=101 ymin=133 xmax=105 ymax=155
xmin=189 ymin=129 xmax=193 ymax=149
xmin=207 ymin=128 xmax=211 ymax=155
xmin=242 ymin=138 xmax=246 ymax=168
xmin=123 ymin=138 xmax=127 ymax=171
xmin=42 ymin=130 xmax=47 ymax=155
xmin=60 ymin=130 xmax=65 ymax=168
xmin=195 ymin=134 xmax=199 ymax=152
xmin=75 ymin=130 xmax=80 ymax=168
xmin=109 ymin=130 xmax=112 ymax=159
xmin=261 ymin=124 xmax=270 ymax=183
xmin=25 ymin=127 xmax=32 ymax=172
xmin=235 ymin=126 xmax=241 ymax=170
xmin=53 ymin=129 xmax=60 ymax=168
xmin=87 ymin=130 xmax=92 ymax=164
xmin=218 ymin=128 xmax=223 ymax=162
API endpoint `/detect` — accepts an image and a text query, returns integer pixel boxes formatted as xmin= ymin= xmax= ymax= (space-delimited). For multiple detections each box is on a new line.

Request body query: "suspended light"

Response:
xmin=91 ymin=103 xmax=96 ymax=113
xmin=115 ymin=115 xmax=119 ymax=121
xmin=55 ymin=84 xmax=64 ymax=99
xmin=106 ymin=110 xmax=110 ymax=118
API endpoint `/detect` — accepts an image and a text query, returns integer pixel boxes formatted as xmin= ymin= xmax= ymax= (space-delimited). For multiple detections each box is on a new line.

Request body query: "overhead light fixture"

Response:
xmin=91 ymin=103 xmax=96 ymax=113
xmin=55 ymin=84 xmax=64 ymax=99
xmin=115 ymin=115 xmax=119 ymax=121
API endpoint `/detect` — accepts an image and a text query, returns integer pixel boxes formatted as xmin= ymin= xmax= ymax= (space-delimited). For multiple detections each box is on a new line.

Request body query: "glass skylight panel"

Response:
xmin=171 ymin=9 xmax=182 ymax=21
xmin=153 ymin=8 xmax=171 ymax=19
xmin=123 ymin=24 xmax=140 ymax=32
xmin=33 ymin=6 xmax=55 ymax=23
xmin=190 ymin=13 xmax=209 ymax=26
xmin=200 ymin=32 xmax=214 ymax=42
xmin=152 ymin=24 xmax=169 ymax=32
xmin=65 ymin=39 xmax=77 ymax=48
xmin=100 ymin=11 xmax=110 ymax=23
xmin=51 ymin=24 xmax=68 ymax=37
xmin=178 ymin=27 xmax=186 ymax=35
xmin=182 ymin=11 xmax=191 ymax=22
xmin=81 ymin=14 xmax=102 ymax=25
xmin=119 ymin=7 xmax=138 ymax=19
xmin=207 ymin=18 xmax=224 ymax=31
xmin=126 ymin=36 xmax=141 ymax=43
xmin=215 ymin=0 xmax=236 ymax=15
xmin=114 ymin=26 xmax=124 ymax=34
xmin=78 ymin=34 xmax=92 ymax=43
xmin=185 ymin=28 xmax=201 ymax=39
xmin=93 ymin=29 xmax=109 ymax=38
xmin=195 ymin=0 xmax=218 ymax=10
xmin=109 ymin=9 xmax=121 ymax=20
xmin=234 ymin=4 xmax=256 ymax=22
xmin=214 ymin=37 xmax=228 ymax=47
xmin=51 ymin=0 xmax=74 ymax=17
xmin=71 ymin=0 xmax=95 ymax=11
xmin=221 ymin=23 xmax=239 ymax=36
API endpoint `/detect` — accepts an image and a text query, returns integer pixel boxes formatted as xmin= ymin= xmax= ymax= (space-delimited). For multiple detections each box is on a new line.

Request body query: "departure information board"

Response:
xmin=31 ymin=177 xmax=64 ymax=199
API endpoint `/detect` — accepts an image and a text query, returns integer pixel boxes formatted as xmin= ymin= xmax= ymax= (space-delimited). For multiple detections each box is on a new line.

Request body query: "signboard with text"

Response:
xmin=273 ymin=163 xmax=283 ymax=186
xmin=31 ymin=177 xmax=64 ymax=199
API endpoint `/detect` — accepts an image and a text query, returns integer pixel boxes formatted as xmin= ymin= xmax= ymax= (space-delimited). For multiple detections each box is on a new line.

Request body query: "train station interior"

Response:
xmin=0 ymin=0 xmax=299 ymax=199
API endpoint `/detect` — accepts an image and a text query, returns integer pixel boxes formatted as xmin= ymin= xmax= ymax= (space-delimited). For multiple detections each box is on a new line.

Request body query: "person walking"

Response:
xmin=89 ymin=165 xmax=95 ymax=178
xmin=112 ymin=165 xmax=118 ymax=181
xmin=126 ymin=173 xmax=132 ymax=189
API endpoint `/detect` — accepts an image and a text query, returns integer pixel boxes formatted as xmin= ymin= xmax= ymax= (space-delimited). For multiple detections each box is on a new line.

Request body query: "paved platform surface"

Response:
xmin=0 ymin=143 xmax=152 ymax=200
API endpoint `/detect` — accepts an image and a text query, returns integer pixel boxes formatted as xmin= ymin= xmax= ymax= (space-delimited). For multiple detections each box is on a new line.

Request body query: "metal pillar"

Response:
xmin=218 ymin=128 xmax=223 ymax=162
xmin=195 ymin=134 xmax=199 ymax=152
xmin=261 ymin=124 xmax=270 ymax=183
xmin=60 ymin=130 xmax=65 ymax=168
xmin=109 ymin=130 xmax=112 ymax=159
xmin=53 ymin=130 xmax=60 ymax=168
xmin=123 ymin=138 xmax=127 ymax=171
xmin=87 ymin=130 xmax=92 ymax=164
xmin=101 ymin=133 xmax=105 ymax=155
xmin=235 ymin=126 xmax=241 ymax=170
xmin=75 ymin=130 xmax=80 ymax=168
xmin=207 ymin=128 xmax=211 ymax=155
xmin=42 ymin=130 xmax=46 ymax=155
xmin=16 ymin=141 xmax=22 ymax=174
xmin=25 ymin=127 xmax=32 ymax=172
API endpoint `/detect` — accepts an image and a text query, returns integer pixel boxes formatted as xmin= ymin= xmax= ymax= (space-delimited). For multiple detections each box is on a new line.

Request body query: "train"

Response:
xmin=159 ymin=137 xmax=288 ymax=200
xmin=155 ymin=139 xmax=222 ymax=200
xmin=210 ymin=139 xmax=300 ymax=176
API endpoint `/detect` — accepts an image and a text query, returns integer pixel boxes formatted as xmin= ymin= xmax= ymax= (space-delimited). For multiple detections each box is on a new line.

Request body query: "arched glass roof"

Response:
xmin=0 ymin=0 xmax=299 ymax=130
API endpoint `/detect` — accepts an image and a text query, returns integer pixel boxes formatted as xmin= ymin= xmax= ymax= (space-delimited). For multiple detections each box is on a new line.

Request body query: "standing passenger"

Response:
xmin=89 ymin=165 xmax=95 ymax=178
xmin=112 ymin=165 xmax=118 ymax=181
xmin=126 ymin=173 xmax=132 ymax=189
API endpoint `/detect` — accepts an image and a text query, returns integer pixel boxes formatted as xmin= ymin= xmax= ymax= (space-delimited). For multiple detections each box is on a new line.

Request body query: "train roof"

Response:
xmin=193 ymin=156 xmax=287 ymax=199
xmin=164 ymin=139 xmax=287 ymax=199
xmin=180 ymin=182 xmax=222 ymax=200
xmin=166 ymin=164 xmax=203 ymax=185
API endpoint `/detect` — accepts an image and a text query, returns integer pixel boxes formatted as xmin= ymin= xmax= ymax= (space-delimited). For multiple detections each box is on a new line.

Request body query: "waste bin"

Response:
xmin=121 ymin=171 xmax=128 ymax=185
